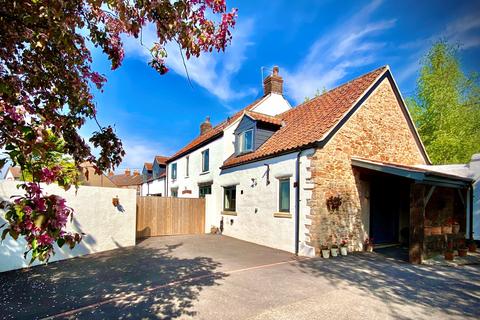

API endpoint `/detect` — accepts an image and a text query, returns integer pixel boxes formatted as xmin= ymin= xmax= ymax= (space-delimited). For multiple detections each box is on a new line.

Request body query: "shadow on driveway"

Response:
xmin=297 ymin=252 xmax=480 ymax=319
xmin=0 ymin=241 xmax=227 ymax=319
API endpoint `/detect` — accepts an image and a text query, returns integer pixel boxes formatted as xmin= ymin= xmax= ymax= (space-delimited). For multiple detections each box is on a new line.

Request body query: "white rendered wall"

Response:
xmin=215 ymin=150 xmax=315 ymax=255
xmin=0 ymin=181 xmax=136 ymax=272
xmin=141 ymin=178 xmax=165 ymax=196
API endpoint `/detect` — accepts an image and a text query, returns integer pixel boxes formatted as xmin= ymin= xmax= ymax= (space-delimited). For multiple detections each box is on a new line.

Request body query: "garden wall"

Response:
xmin=0 ymin=181 xmax=136 ymax=273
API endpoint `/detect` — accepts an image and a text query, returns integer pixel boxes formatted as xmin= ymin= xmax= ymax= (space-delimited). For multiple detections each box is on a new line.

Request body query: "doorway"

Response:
xmin=369 ymin=176 xmax=410 ymax=245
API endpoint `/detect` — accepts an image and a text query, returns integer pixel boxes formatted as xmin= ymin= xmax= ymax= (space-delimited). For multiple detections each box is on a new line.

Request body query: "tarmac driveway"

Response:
xmin=1 ymin=234 xmax=479 ymax=319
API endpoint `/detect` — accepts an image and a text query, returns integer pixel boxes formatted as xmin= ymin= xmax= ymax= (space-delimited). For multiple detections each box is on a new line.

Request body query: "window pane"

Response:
xmin=238 ymin=134 xmax=244 ymax=152
xmin=186 ymin=156 xmax=189 ymax=176
xmin=279 ymin=179 xmax=290 ymax=212
xmin=244 ymin=130 xmax=253 ymax=151
xmin=202 ymin=149 xmax=209 ymax=172
xmin=171 ymin=163 xmax=177 ymax=179
xmin=224 ymin=186 xmax=236 ymax=211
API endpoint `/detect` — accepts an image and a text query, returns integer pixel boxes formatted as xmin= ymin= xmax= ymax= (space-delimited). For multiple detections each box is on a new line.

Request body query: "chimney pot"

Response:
xmin=133 ymin=169 xmax=140 ymax=177
xmin=263 ymin=65 xmax=283 ymax=96
xmin=200 ymin=116 xmax=213 ymax=135
xmin=108 ymin=171 xmax=114 ymax=177
xmin=125 ymin=168 xmax=131 ymax=176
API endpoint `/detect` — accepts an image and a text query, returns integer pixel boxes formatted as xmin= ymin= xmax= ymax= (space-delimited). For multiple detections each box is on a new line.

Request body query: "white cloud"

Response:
xmin=396 ymin=9 xmax=480 ymax=85
xmin=283 ymin=0 xmax=394 ymax=102
xmin=122 ymin=19 xmax=257 ymax=101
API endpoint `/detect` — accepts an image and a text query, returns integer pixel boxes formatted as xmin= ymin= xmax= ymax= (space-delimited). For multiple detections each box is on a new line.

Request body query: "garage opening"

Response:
xmin=369 ymin=175 xmax=410 ymax=246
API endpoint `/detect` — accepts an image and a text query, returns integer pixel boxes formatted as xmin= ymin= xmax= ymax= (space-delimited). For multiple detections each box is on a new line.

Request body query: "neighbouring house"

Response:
xmin=140 ymin=156 xmax=168 ymax=196
xmin=3 ymin=166 xmax=22 ymax=181
xmin=110 ymin=168 xmax=143 ymax=194
xmin=3 ymin=163 xmax=118 ymax=189
xmin=163 ymin=65 xmax=474 ymax=263
xmin=78 ymin=162 xmax=118 ymax=188
xmin=417 ymin=154 xmax=479 ymax=240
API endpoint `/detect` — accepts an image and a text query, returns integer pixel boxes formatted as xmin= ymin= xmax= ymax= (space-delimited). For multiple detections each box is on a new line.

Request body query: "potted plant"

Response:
xmin=331 ymin=243 xmax=339 ymax=257
xmin=424 ymin=219 xmax=432 ymax=236
xmin=364 ymin=238 xmax=374 ymax=252
xmin=467 ymin=240 xmax=477 ymax=253
xmin=442 ymin=218 xmax=453 ymax=235
xmin=444 ymin=241 xmax=454 ymax=261
xmin=452 ymin=219 xmax=460 ymax=234
xmin=458 ymin=246 xmax=468 ymax=257
xmin=321 ymin=244 xmax=330 ymax=259
xmin=431 ymin=222 xmax=442 ymax=235
xmin=340 ymin=240 xmax=348 ymax=256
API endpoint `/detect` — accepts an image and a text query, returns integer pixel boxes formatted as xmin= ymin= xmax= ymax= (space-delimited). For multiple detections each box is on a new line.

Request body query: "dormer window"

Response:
xmin=239 ymin=129 xmax=253 ymax=153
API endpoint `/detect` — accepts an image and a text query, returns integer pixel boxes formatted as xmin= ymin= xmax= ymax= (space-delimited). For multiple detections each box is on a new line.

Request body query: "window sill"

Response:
xmin=222 ymin=211 xmax=237 ymax=216
xmin=274 ymin=212 xmax=292 ymax=218
xmin=200 ymin=171 xmax=210 ymax=175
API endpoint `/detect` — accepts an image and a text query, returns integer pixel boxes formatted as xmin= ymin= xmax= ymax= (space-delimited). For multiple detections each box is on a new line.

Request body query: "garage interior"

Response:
xmin=352 ymin=158 xmax=473 ymax=263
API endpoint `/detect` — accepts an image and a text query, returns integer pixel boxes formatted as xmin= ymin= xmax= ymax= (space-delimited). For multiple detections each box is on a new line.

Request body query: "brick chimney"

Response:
xmin=108 ymin=171 xmax=114 ymax=177
xmin=133 ymin=169 xmax=140 ymax=177
xmin=263 ymin=66 xmax=283 ymax=96
xmin=200 ymin=116 xmax=212 ymax=135
xmin=125 ymin=168 xmax=131 ymax=176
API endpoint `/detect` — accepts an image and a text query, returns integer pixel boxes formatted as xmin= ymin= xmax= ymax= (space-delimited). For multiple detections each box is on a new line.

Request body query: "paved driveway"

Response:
xmin=1 ymin=235 xmax=479 ymax=319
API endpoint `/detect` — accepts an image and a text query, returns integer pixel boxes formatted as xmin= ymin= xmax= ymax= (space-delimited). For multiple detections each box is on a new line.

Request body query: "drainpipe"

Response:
xmin=294 ymin=150 xmax=304 ymax=256
xmin=469 ymin=185 xmax=474 ymax=240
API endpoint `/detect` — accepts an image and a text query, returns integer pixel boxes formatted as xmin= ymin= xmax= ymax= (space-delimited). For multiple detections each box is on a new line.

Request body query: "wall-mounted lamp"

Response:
xmin=251 ymin=178 xmax=257 ymax=188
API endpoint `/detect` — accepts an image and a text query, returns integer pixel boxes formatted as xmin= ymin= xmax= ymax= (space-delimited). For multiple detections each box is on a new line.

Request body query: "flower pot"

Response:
xmin=331 ymin=248 xmax=339 ymax=257
xmin=452 ymin=224 xmax=460 ymax=234
xmin=442 ymin=225 xmax=452 ymax=235
xmin=321 ymin=249 xmax=330 ymax=259
xmin=431 ymin=226 xmax=442 ymax=235
xmin=458 ymin=248 xmax=468 ymax=257
xmin=340 ymin=247 xmax=348 ymax=256
xmin=424 ymin=226 xmax=432 ymax=236
xmin=444 ymin=251 xmax=454 ymax=261
xmin=365 ymin=245 xmax=374 ymax=253
xmin=468 ymin=243 xmax=477 ymax=253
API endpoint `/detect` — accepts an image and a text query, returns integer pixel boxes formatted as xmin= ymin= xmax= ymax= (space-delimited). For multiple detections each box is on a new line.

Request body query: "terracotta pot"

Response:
xmin=321 ymin=249 xmax=330 ymax=259
xmin=468 ymin=243 xmax=477 ymax=253
xmin=442 ymin=225 xmax=452 ymax=235
xmin=458 ymin=248 xmax=468 ymax=257
xmin=366 ymin=245 xmax=374 ymax=253
xmin=431 ymin=226 xmax=442 ymax=235
xmin=444 ymin=251 xmax=454 ymax=261
xmin=452 ymin=224 xmax=460 ymax=234
xmin=424 ymin=226 xmax=432 ymax=236
xmin=340 ymin=247 xmax=348 ymax=256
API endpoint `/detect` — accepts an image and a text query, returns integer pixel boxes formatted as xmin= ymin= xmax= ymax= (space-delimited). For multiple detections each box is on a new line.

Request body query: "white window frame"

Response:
xmin=239 ymin=129 xmax=253 ymax=153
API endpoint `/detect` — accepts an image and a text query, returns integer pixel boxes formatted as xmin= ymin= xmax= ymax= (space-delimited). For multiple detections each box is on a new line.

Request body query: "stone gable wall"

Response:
xmin=306 ymin=78 xmax=427 ymax=252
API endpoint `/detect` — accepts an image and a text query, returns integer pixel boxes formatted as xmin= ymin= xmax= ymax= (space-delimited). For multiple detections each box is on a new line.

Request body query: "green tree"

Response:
xmin=407 ymin=41 xmax=480 ymax=164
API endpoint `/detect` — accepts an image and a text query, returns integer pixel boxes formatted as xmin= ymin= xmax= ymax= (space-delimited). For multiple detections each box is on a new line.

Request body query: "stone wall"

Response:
xmin=307 ymin=78 xmax=428 ymax=252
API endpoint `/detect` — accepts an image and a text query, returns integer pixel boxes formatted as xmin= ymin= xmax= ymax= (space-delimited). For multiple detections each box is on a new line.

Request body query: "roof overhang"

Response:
xmin=351 ymin=158 xmax=473 ymax=189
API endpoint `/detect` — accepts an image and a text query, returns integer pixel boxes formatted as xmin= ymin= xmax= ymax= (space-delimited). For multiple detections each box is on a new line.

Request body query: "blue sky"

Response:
xmin=83 ymin=0 xmax=480 ymax=172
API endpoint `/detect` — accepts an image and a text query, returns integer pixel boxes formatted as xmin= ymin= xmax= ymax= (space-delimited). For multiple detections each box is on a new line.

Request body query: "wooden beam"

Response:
xmin=409 ymin=183 xmax=425 ymax=264
xmin=425 ymin=186 xmax=436 ymax=206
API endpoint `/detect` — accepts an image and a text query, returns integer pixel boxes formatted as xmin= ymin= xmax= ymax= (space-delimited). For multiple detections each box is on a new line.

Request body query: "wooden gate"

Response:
xmin=136 ymin=196 xmax=206 ymax=238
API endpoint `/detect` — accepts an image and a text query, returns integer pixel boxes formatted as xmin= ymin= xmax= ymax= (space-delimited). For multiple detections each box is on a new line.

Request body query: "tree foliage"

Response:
xmin=407 ymin=41 xmax=480 ymax=164
xmin=0 ymin=0 xmax=236 ymax=262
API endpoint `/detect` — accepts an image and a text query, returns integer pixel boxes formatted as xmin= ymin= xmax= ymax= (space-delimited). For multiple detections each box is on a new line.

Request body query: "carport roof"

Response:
xmin=351 ymin=157 xmax=473 ymax=189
